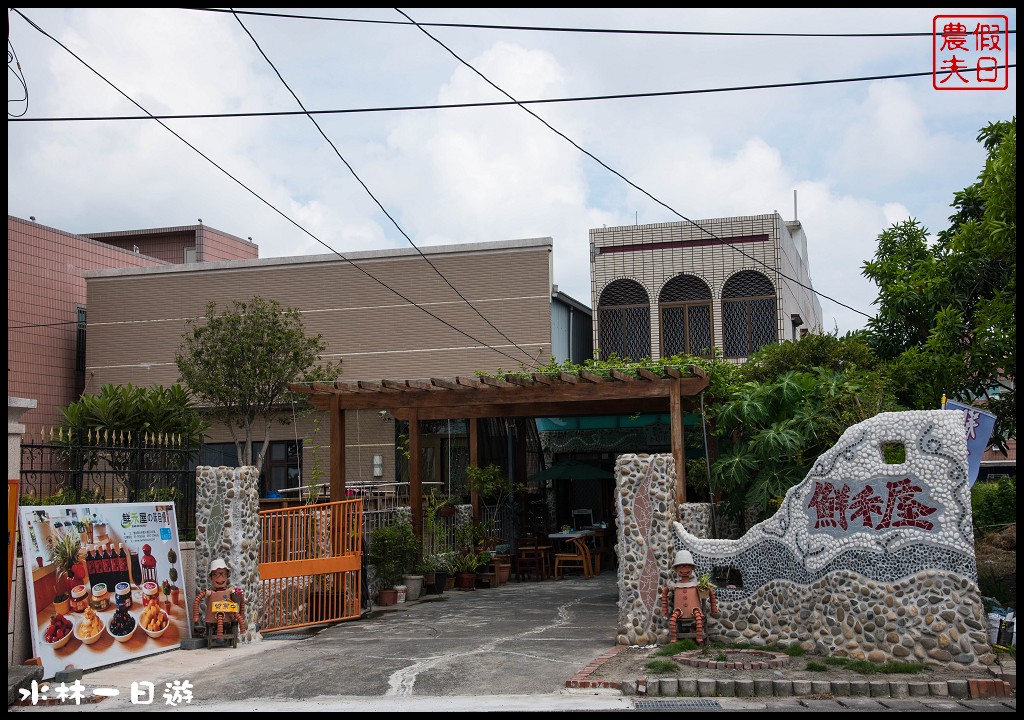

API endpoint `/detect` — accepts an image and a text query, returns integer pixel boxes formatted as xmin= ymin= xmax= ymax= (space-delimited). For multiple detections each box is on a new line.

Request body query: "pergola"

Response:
xmin=288 ymin=365 xmax=710 ymax=537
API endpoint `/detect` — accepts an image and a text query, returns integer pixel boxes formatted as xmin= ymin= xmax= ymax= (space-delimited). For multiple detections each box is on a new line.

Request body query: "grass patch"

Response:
xmin=715 ymin=652 xmax=728 ymax=662
xmin=645 ymin=658 xmax=681 ymax=674
xmin=654 ymin=638 xmax=698 ymax=656
xmin=805 ymin=661 xmax=829 ymax=672
xmin=784 ymin=644 xmax=807 ymax=657
xmin=820 ymin=657 xmax=929 ymax=674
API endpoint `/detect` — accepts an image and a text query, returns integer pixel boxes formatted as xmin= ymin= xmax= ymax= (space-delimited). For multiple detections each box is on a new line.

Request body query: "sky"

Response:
xmin=7 ymin=8 xmax=1017 ymax=337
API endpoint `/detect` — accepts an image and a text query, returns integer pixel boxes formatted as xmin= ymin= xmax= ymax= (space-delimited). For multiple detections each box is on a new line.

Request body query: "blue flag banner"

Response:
xmin=943 ymin=399 xmax=997 ymax=488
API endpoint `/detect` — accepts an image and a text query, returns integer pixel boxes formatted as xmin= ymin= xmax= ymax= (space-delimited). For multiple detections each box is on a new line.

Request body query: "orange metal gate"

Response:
xmin=258 ymin=498 xmax=363 ymax=632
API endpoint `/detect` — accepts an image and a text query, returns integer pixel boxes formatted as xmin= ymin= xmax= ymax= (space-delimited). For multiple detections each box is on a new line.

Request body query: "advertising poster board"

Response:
xmin=18 ymin=502 xmax=191 ymax=680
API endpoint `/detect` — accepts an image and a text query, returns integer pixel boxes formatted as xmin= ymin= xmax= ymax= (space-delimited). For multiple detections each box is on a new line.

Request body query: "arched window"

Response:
xmin=721 ymin=270 xmax=777 ymax=358
xmin=659 ymin=274 xmax=713 ymax=358
xmin=597 ymin=279 xmax=650 ymax=360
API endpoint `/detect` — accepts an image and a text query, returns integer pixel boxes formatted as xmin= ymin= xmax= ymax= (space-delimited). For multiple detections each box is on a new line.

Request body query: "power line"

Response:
xmin=20 ymin=66 xmax=1022 ymax=123
xmin=9 ymin=319 xmax=81 ymax=330
xmin=11 ymin=8 xmax=539 ymax=369
xmin=228 ymin=9 xmax=538 ymax=367
xmin=398 ymin=8 xmax=872 ymax=320
xmin=192 ymin=8 xmax=1011 ymax=38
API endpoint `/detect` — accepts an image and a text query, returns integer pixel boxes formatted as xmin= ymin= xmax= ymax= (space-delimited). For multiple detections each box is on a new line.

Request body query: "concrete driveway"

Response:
xmin=12 ymin=572 xmax=624 ymax=710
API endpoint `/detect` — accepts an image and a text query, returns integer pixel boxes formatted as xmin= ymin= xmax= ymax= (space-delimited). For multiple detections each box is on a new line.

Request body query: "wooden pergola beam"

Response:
xmin=295 ymin=368 xmax=712 ymax=506
xmin=478 ymin=375 xmax=515 ymax=389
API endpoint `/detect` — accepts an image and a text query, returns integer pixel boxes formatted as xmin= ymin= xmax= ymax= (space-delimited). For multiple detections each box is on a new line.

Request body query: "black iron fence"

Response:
xmin=19 ymin=429 xmax=198 ymax=538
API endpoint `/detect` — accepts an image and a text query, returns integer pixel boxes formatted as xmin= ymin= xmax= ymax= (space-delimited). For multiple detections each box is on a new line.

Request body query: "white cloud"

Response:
xmin=8 ymin=7 xmax=1016 ymax=339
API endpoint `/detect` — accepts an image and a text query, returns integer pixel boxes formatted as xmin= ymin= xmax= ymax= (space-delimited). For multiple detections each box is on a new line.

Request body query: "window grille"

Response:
xmin=721 ymin=271 xmax=777 ymax=358
xmin=597 ymin=279 xmax=650 ymax=360
xmin=659 ymin=275 xmax=713 ymax=357
xmin=75 ymin=306 xmax=87 ymax=372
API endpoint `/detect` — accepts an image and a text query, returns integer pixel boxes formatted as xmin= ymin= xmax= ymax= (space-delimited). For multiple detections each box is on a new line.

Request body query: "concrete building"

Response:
xmin=590 ymin=212 xmax=823 ymax=362
xmin=82 ymin=237 xmax=587 ymax=496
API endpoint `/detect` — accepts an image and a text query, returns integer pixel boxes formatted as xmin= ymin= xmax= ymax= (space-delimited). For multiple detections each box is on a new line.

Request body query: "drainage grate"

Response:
xmin=633 ymin=698 xmax=722 ymax=711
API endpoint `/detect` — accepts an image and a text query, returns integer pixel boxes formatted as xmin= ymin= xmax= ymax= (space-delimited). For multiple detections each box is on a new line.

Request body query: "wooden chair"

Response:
xmin=515 ymin=536 xmax=546 ymax=581
xmin=554 ymin=537 xmax=592 ymax=579
xmin=588 ymin=529 xmax=614 ymax=574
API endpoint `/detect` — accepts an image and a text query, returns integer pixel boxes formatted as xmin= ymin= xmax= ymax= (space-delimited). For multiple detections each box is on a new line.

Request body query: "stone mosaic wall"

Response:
xmin=615 ymin=410 xmax=994 ymax=669
xmin=194 ymin=465 xmax=263 ymax=643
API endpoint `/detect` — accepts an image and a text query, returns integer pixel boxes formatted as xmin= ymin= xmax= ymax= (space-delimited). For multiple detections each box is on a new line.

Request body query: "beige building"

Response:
xmin=84 ymin=238 xmax=569 ymax=495
xmin=591 ymin=213 xmax=823 ymax=362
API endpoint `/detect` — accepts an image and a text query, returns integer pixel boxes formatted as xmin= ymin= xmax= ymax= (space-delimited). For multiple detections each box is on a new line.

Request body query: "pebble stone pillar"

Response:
xmin=194 ymin=465 xmax=262 ymax=643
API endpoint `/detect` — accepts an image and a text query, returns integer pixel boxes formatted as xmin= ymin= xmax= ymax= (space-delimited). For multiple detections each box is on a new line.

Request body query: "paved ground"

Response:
xmin=8 ymin=571 xmax=1017 ymax=712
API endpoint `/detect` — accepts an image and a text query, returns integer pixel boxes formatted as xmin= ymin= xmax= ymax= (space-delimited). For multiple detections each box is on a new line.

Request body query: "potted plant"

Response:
xmin=50 ymin=532 xmax=82 ymax=610
xmin=426 ymin=553 xmax=452 ymax=595
xmin=451 ymin=551 xmax=481 ymax=590
xmin=419 ymin=553 xmax=439 ymax=594
xmin=390 ymin=520 xmax=423 ymax=601
xmin=167 ymin=549 xmax=180 ymax=604
xmin=368 ymin=520 xmax=418 ymax=605
xmin=426 ymin=488 xmax=457 ymax=523
xmin=465 ymin=464 xmax=524 ymax=547
xmin=168 ymin=567 xmax=180 ymax=604
xmin=161 ymin=579 xmax=173 ymax=612
xmin=696 ymin=572 xmax=717 ymax=600
xmin=438 ymin=551 xmax=458 ymax=592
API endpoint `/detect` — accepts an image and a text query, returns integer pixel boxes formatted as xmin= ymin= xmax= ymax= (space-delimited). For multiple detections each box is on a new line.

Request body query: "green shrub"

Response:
xmin=20 ymin=487 xmax=104 ymax=506
xmin=971 ymin=476 xmax=1016 ymax=533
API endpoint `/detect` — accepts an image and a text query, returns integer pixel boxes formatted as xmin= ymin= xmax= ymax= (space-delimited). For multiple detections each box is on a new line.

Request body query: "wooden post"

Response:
xmin=670 ymin=380 xmax=686 ymax=507
xmin=469 ymin=417 xmax=480 ymax=521
xmin=330 ymin=395 xmax=345 ymax=502
xmin=409 ymin=410 xmax=423 ymax=538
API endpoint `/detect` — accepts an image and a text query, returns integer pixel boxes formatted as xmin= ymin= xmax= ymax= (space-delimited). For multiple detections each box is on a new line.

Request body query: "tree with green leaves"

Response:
xmin=709 ymin=333 xmax=901 ymax=524
xmin=175 ymin=296 xmax=342 ymax=471
xmin=862 ymin=118 xmax=1015 ymax=449
xmin=55 ymin=383 xmax=208 ymax=502
xmin=59 ymin=383 xmax=208 ymax=443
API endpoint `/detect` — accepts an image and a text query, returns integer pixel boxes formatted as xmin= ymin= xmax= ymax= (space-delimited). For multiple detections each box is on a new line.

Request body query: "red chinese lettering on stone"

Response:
xmin=876 ymin=478 xmax=937 ymax=531
xmin=848 ymin=484 xmax=884 ymax=528
xmin=807 ymin=481 xmax=850 ymax=530
xmin=809 ymin=478 xmax=938 ymax=533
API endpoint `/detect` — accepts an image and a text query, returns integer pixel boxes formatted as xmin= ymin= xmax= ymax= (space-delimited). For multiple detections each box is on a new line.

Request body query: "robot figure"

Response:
xmin=192 ymin=558 xmax=246 ymax=648
xmin=661 ymin=549 xmax=718 ymax=644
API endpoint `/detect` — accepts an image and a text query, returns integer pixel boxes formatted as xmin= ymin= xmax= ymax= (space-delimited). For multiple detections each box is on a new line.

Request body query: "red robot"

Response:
xmin=661 ymin=549 xmax=718 ymax=644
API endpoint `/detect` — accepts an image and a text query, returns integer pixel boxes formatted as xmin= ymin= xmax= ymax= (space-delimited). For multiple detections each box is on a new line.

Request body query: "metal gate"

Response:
xmin=258 ymin=498 xmax=363 ymax=632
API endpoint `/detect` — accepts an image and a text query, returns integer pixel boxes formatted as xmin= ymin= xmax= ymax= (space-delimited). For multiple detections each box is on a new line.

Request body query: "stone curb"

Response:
xmin=568 ymin=645 xmax=1016 ymax=700
xmin=630 ymin=676 xmax=1016 ymax=699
